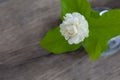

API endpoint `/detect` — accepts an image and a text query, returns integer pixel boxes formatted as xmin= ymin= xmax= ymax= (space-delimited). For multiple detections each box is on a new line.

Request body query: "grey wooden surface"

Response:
xmin=0 ymin=0 xmax=61 ymax=66
xmin=0 ymin=0 xmax=120 ymax=80
xmin=1 ymin=51 xmax=120 ymax=80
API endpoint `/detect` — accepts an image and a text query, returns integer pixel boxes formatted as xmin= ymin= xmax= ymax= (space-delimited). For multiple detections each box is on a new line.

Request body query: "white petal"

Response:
xmin=60 ymin=12 xmax=89 ymax=45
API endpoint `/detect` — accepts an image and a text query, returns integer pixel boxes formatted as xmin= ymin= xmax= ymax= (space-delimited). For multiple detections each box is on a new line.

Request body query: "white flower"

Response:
xmin=60 ymin=12 xmax=89 ymax=44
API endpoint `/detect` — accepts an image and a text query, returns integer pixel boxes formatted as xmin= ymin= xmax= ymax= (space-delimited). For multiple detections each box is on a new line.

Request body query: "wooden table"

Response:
xmin=0 ymin=0 xmax=120 ymax=80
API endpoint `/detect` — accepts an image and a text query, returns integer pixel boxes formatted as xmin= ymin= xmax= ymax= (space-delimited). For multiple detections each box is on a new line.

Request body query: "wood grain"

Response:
xmin=0 ymin=0 xmax=120 ymax=80
xmin=1 ymin=50 xmax=120 ymax=80
xmin=0 ymin=0 xmax=60 ymax=66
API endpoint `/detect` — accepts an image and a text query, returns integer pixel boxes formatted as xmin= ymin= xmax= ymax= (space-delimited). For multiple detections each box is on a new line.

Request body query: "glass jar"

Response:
xmin=93 ymin=7 xmax=120 ymax=57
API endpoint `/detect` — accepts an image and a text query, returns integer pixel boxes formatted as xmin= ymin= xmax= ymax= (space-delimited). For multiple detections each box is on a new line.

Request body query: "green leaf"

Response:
xmin=84 ymin=9 xmax=120 ymax=60
xmin=90 ymin=10 xmax=100 ymax=18
xmin=61 ymin=0 xmax=91 ymax=20
xmin=40 ymin=27 xmax=81 ymax=54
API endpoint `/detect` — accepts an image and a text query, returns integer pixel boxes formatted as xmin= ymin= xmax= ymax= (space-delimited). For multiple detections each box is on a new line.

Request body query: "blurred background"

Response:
xmin=90 ymin=0 xmax=120 ymax=8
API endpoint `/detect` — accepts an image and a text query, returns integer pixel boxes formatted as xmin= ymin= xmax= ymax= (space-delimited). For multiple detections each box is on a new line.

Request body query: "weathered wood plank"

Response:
xmin=1 ymin=50 xmax=120 ymax=80
xmin=0 ymin=0 xmax=120 ymax=80
xmin=0 ymin=0 xmax=60 ymax=66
